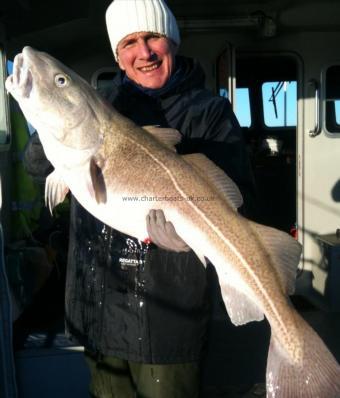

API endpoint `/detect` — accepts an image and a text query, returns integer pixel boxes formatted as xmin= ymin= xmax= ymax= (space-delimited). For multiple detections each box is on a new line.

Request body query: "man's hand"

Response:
xmin=146 ymin=209 xmax=191 ymax=252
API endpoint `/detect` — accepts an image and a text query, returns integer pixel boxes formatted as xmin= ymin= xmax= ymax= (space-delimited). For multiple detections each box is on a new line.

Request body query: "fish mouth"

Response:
xmin=6 ymin=47 xmax=33 ymax=98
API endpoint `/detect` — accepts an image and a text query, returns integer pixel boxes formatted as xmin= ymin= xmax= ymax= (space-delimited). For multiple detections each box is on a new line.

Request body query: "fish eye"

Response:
xmin=54 ymin=74 xmax=69 ymax=87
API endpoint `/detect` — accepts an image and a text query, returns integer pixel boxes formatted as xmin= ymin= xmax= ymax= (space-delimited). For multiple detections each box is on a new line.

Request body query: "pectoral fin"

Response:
xmin=90 ymin=156 xmax=107 ymax=204
xmin=45 ymin=170 xmax=69 ymax=214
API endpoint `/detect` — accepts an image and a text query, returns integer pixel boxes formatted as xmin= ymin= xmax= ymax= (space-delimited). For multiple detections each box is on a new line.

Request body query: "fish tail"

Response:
xmin=266 ymin=314 xmax=340 ymax=397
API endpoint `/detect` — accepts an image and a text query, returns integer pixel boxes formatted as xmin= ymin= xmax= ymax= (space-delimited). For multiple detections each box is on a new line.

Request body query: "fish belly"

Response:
xmin=66 ymin=172 xmax=177 ymax=240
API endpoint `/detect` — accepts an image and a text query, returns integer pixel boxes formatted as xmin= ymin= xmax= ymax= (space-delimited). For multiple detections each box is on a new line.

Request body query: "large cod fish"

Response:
xmin=6 ymin=46 xmax=340 ymax=397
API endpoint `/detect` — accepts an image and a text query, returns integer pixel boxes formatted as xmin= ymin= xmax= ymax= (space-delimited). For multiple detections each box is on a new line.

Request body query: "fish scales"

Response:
xmin=102 ymin=112 xmax=304 ymax=363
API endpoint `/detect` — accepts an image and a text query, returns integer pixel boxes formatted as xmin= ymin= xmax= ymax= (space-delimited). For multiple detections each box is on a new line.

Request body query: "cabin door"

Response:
xmin=302 ymin=55 xmax=340 ymax=300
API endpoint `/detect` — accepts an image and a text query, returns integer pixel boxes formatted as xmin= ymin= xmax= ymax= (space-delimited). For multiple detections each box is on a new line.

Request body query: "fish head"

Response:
xmin=5 ymin=46 xmax=110 ymax=166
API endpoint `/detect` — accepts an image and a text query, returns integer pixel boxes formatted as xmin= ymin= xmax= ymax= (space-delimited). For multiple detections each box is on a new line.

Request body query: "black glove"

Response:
xmin=146 ymin=209 xmax=191 ymax=252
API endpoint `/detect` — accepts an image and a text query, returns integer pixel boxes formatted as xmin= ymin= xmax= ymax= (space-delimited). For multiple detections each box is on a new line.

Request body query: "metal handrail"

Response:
xmin=308 ymin=79 xmax=321 ymax=137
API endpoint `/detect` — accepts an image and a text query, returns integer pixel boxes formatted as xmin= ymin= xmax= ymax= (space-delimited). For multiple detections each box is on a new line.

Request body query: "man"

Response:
xmin=24 ymin=0 xmax=256 ymax=397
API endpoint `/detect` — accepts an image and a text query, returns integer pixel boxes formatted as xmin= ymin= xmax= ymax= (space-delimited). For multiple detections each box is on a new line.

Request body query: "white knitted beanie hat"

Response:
xmin=106 ymin=0 xmax=181 ymax=60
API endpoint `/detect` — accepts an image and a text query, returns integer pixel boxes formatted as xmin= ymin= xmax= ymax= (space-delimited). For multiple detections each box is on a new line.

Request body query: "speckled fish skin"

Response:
xmin=6 ymin=47 xmax=340 ymax=397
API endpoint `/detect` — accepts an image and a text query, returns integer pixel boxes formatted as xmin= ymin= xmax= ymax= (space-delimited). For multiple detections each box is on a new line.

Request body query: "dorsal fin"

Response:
xmin=142 ymin=125 xmax=182 ymax=151
xmin=183 ymin=153 xmax=243 ymax=210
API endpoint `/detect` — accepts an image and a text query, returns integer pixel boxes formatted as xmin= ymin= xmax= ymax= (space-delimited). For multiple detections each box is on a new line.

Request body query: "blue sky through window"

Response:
xmin=236 ymin=88 xmax=251 ymax=127
xmin=262 ymin=81 xmax=297 ymax=127
xmin=220 ymin=82 xmax=297 ymax=128
xmin=7 ymin=60 xmax=13 ymax=74
xmin=335 ymin=101 xmax=340 ymax=125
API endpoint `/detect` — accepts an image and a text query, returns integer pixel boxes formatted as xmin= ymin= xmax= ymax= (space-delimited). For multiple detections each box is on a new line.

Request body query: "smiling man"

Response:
xmin=42 ymin=0 xmax=255 ymax=397
xmin=107 ymin=0 xmax=180 ymax=90
xmin=69 ymin=0 xmax=257 ymax=397
xmin=22 ymin=0 xmax=256 ymax=397
xmin=116 ymin=31 xmax=176 ymax=89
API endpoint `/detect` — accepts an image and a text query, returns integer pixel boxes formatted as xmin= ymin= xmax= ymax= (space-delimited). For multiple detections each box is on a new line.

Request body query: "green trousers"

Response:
xmin=84 ymin=352 xmax=200 ymax=398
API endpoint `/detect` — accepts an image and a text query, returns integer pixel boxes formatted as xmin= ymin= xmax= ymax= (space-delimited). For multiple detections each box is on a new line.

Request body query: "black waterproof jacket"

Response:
xmin=25 ymin=56 xmax=255 ymax=363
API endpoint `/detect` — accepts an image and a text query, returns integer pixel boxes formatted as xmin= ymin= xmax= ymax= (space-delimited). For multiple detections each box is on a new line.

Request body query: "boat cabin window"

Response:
xmin=91 ymin=67 xmax=118 ymax=90
xmin=0 ymin=49 xmax=10 ymax=146
xmin=219 ymin=86 xmax=252 ymax=128
xmin=220 ymin=80 xmax=298 ymax=130
xmin=262 ymin=81 xmax=297 ymax=127
xmin=236 ymin=88 xmax=251 ymax=127
xmin=325 ymin=65 xmax=340 ymax=133
xmin=219 ymin=53 xmax=299 ymax=233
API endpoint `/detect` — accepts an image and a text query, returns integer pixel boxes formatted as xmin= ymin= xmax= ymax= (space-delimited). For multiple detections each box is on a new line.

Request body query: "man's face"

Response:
xmin=116 ymin=32 xmax=177 ymax=89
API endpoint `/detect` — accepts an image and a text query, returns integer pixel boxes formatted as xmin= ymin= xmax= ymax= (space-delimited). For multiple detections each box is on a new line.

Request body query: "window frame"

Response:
xmin=0 ymin=47 xmax=11 ymax=151
xmin=261 ymin=80 xmax=298 ymax=129
xmin=91 ymin=66 xmax=119 ymax=90
xmin=322 ymin=62 xmax=340 ymax=136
